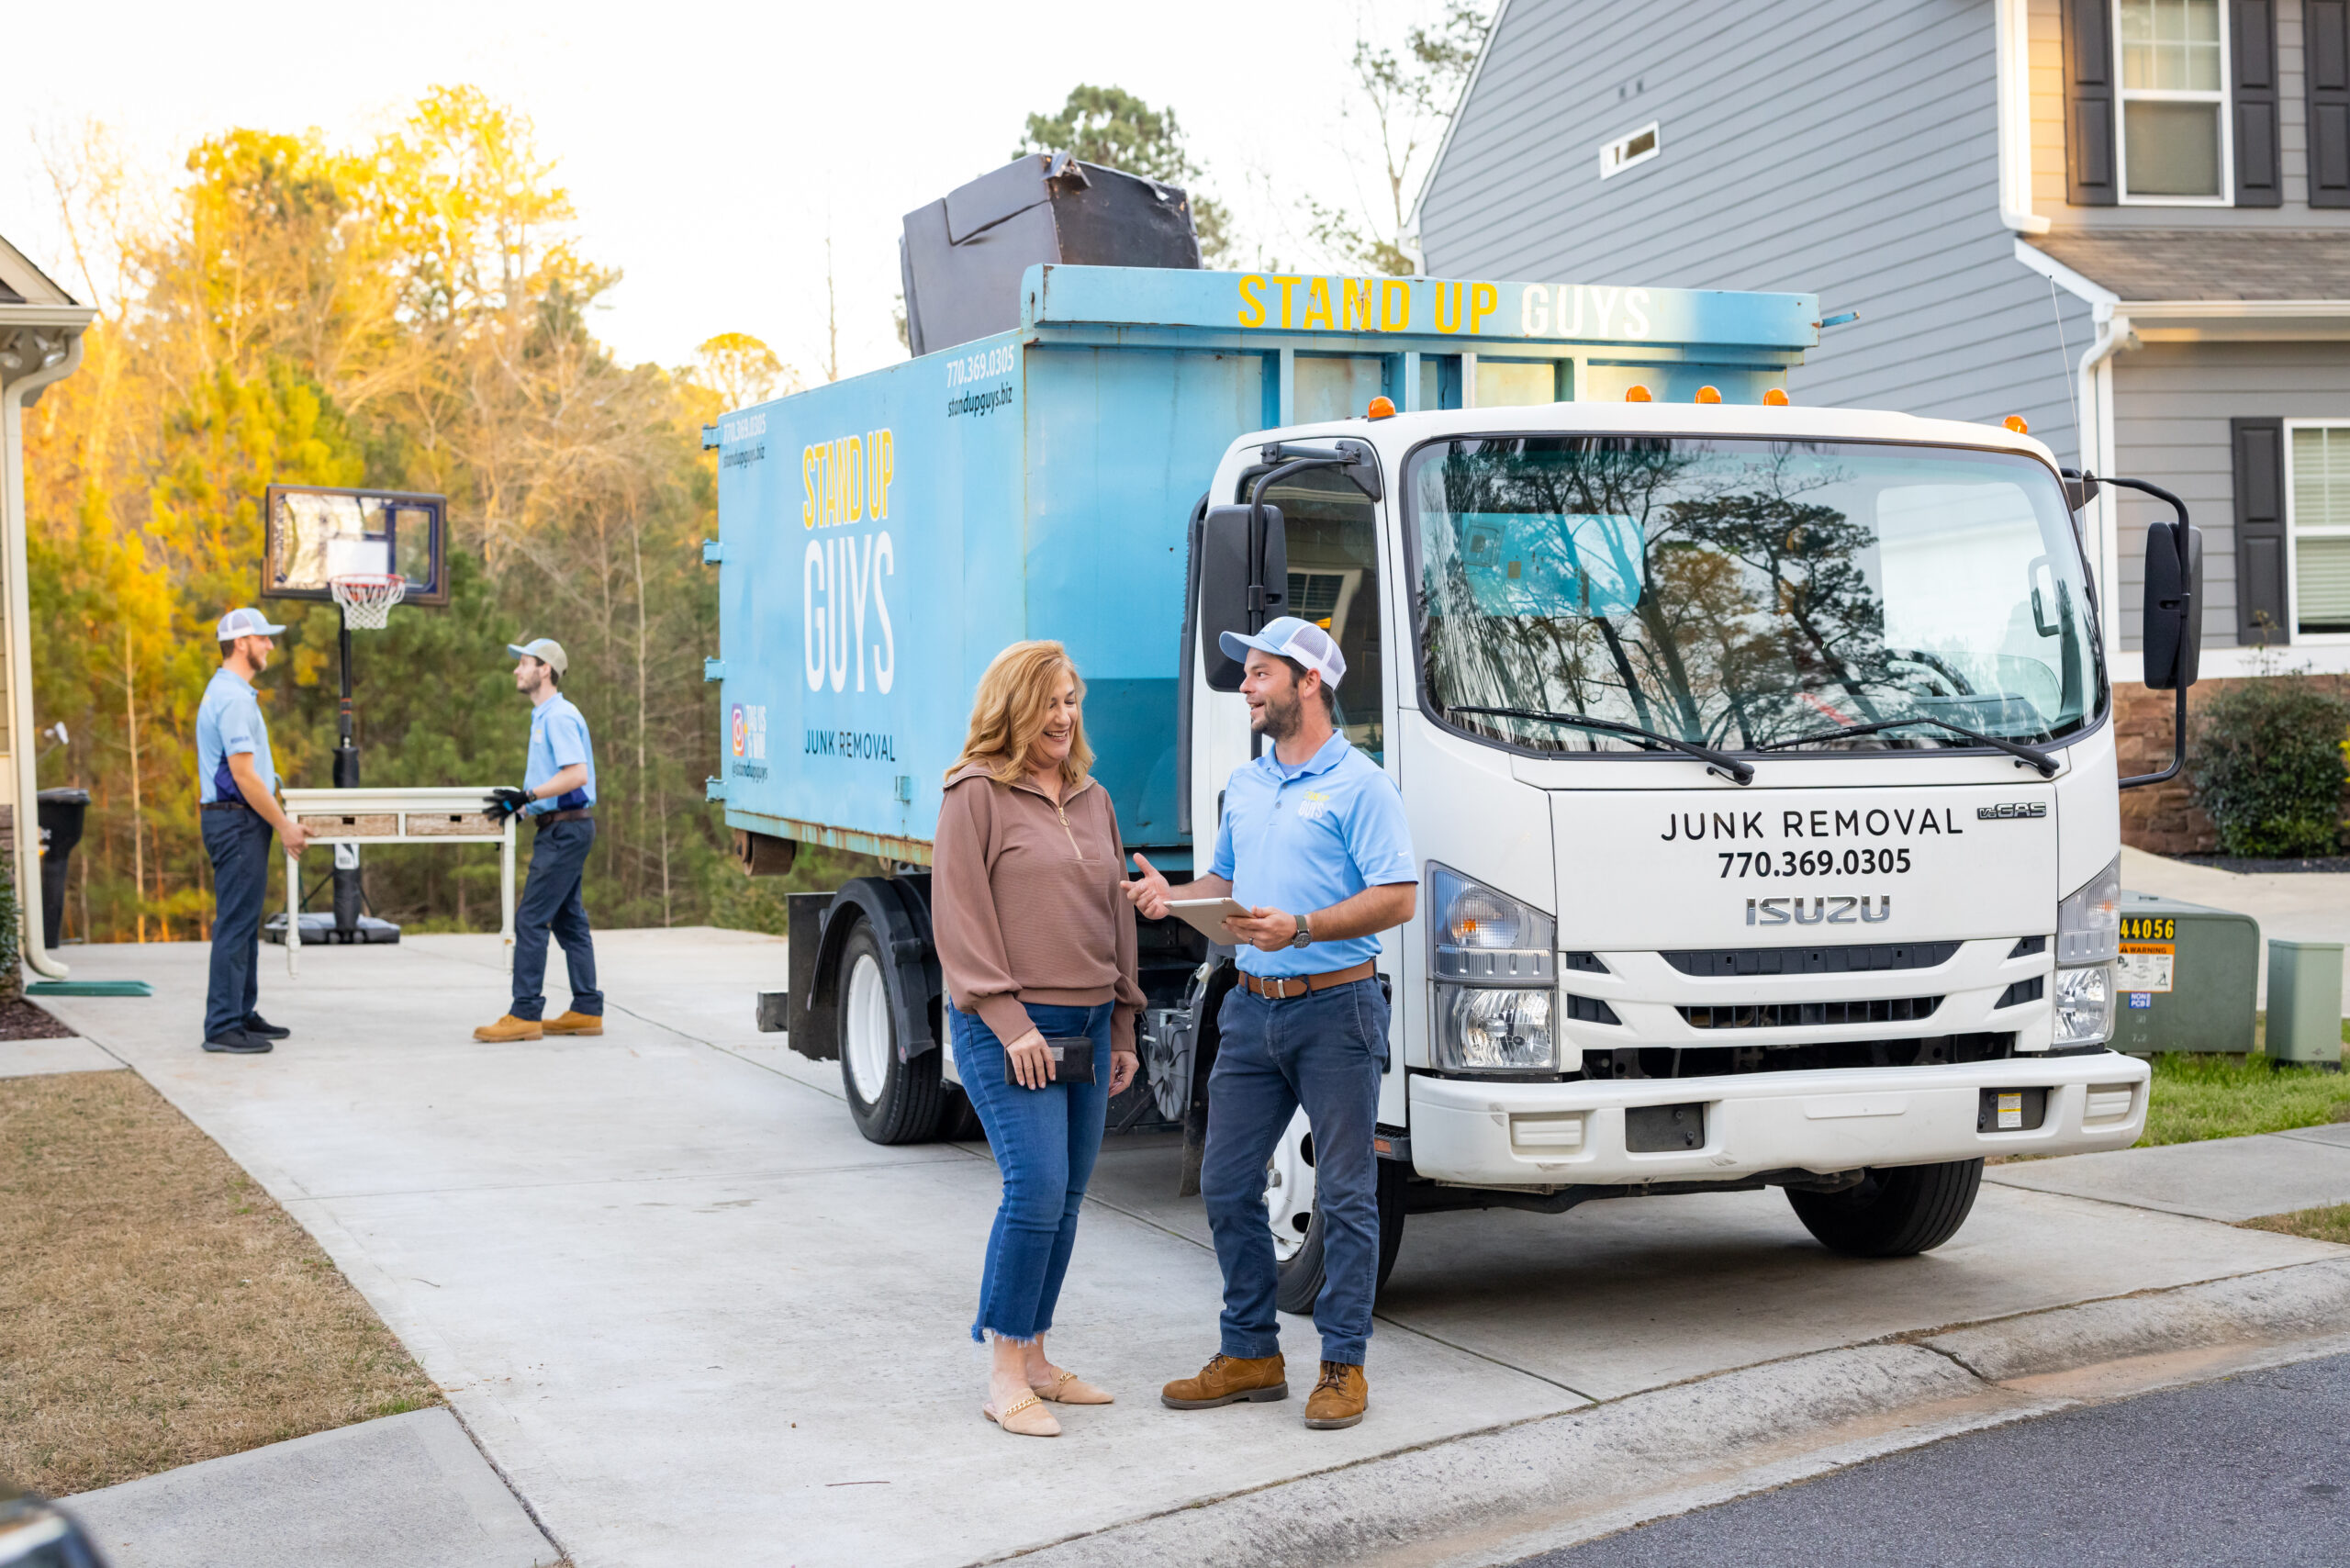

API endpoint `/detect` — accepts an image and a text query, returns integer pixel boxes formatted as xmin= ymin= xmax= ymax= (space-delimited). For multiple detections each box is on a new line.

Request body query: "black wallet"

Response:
xmin=1008 ymin=1036 xmax=1097 ymax=1085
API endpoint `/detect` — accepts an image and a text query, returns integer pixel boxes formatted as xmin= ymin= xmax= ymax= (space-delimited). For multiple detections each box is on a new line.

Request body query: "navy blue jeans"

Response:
xmin=950 ymin=1001 xmax=1113 ymax=1344
xmin=1202 ymin=978 xmax=1389 ymax=1366
xmin=202 ymin=807 xmax=274 ymax=1040
xmin=510 ymin=818 xmax=601 ymax=1021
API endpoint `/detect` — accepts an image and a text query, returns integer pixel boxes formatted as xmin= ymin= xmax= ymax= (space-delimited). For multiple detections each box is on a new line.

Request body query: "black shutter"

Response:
xmin=2309 ymin=0 xmax=2350 ymax=206
xmin=2234 ymin=2 xmax=2282 ymax=204
xmin=2232 ymin=418 xmax=2290 ymax=644
xmin=2063 ymin=0 xmax=2118 ymax=204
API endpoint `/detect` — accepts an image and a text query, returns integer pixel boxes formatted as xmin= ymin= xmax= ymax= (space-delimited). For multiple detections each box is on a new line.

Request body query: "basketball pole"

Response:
xmin=330 ymin=606 xmax=364 ymax=935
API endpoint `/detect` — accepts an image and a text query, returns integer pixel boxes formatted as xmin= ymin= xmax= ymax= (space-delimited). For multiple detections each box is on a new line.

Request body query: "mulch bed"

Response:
xmin=0 ymin=1000 xmax=74 ymax=1041
xmin=2176 ymin=855 xmax=2350 ymax=875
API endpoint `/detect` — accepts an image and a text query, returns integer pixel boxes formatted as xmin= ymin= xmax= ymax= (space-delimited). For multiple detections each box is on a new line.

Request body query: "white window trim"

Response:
xmin=2283 ymin=419 xmax=2350 ymax=645
xmin=1598 ymin=121 xmax=1661 ymax=181
xmin=2114 ymin=0 xmax=2233 ymax=206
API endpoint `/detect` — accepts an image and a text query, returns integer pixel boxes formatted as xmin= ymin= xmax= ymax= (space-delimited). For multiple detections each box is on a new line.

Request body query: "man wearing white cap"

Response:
xmin=1124 ymin=615 xmax=1416 ymax=1433
xmin=474 ymin=637 xmax=603 ymax=1042
xmin=197 ymin=608 xmax=311 ymax=1054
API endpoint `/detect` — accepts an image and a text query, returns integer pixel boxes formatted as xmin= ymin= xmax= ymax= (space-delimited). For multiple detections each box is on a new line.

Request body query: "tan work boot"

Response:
xmin=1161 ymin=1352 xmax=1287 ymax=1409
xmin=472 ymin=1014 xmax=544 ymax=1042
xmin=542 ymin=1011 xmax=603 ymax=1036
xmin=1304 ymin=1361 xmax=1368 ymax=1429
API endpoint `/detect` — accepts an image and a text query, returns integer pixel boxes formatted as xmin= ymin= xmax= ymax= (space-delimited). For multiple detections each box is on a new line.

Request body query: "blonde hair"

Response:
xmin=946 ymin=641 xmax=1093 ymax=789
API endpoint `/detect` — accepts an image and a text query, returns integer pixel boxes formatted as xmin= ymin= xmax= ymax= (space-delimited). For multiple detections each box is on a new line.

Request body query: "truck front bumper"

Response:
xmin=1407 ymin=1051 xmax=2150 ymax=1188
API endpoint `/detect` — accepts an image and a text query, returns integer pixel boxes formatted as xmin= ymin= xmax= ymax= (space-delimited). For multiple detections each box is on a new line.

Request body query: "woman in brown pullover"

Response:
xmin=934 ymin=640 xmax=1145 ymax=1438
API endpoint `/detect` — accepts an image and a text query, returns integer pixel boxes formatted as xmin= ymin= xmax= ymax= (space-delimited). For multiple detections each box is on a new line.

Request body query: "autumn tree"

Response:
xmin=1308 ymin=1 xmax=1493 ymax=275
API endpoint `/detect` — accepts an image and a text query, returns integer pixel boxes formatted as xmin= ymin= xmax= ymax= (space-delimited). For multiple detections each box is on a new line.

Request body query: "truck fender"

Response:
xmin=815 ymin=876 xmax=943 ymax=1065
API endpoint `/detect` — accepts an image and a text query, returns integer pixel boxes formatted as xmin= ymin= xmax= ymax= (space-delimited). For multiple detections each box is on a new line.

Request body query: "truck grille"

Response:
xmin=1680 ymin=996 xmax=1943 ymax=1029
xmin=1661 ymin=941 xmax=1960 ymax=977
xmin=1581 ymin=1032 xmax=2014 ymax=1080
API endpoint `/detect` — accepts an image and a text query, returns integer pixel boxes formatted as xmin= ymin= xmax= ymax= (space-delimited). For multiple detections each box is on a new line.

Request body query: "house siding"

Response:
xmin=1419 ymin=0 xmax=2099 ymax=472
xmin=2108 ymin=338 xmax=2350 ymax=646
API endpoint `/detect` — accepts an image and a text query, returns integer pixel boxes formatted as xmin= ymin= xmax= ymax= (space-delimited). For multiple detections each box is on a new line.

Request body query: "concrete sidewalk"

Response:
xmin=33 ymin=932 xmax=2350 ymax=1568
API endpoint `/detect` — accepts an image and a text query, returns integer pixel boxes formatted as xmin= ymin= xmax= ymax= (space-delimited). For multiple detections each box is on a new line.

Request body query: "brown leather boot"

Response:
xmin=472 ymin=1014 xmax=543 ymax=1042
xmin=1304 ymin=1361 xmax=1368 ymax=1429
xmin=542 ymin=1011 xmax=603 ymax=1036
xmin=1160 ymin=1352 xmax=1287 ymax=1409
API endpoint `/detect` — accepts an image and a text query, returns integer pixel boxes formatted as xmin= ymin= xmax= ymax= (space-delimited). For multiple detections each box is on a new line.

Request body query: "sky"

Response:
xmin=1 ymin=0 xmax=1460 ymax=386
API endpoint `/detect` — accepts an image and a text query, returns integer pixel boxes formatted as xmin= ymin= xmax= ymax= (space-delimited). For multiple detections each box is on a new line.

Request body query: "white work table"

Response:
xmin=280 ymin=787 xmax=515 ymax=975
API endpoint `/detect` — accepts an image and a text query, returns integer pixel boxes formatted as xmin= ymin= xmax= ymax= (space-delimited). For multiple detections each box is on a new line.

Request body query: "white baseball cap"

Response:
xmin=1219 ymin=615 xmax=1347 ymax=689
xmin=507 ymin=637 xmax=569 ymax=677
xmin=216 ymin=607 xmax=286 ymax=641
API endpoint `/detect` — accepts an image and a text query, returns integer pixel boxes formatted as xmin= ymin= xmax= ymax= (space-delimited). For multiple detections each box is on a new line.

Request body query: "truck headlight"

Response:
xmin=1436 ymin=984 xmax=1556 ymax=1071
xmin=2053 ymin=963 xmax=2113 ymax=1047
xmin=2056 ymin=855 xmax=2121 ymax=965
xmin=1430 ymin=863 xmax=1555 ymax=980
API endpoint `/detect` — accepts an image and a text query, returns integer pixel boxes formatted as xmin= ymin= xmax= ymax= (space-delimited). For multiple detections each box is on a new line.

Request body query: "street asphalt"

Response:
xmin=1534 ymin=1350 xmax=2350 ymax=1567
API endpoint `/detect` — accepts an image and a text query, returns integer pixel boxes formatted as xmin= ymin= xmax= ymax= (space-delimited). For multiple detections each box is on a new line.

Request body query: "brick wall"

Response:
xmin=2115 ymin=674 xmax=2350 ymax=855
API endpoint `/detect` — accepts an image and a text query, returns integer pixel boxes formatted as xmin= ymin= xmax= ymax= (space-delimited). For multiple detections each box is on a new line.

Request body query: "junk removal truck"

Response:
xmin=705 ymin=158 xmax=2196 ymax=1302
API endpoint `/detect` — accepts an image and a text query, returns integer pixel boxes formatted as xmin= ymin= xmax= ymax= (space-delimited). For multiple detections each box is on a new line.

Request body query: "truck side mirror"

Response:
xmin=1196 ymin=503 xmax=1287 ymax=691
xmin=2141 ymin=520 xmax=2202 ymax=691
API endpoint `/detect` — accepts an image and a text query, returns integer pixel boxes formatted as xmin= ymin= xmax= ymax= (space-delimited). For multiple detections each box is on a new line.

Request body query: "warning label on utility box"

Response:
xmin=2117 ymin=942 xmax=2177 ymax=994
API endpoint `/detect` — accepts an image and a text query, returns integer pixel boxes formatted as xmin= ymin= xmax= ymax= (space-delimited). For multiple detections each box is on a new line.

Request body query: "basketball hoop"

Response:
xmin=330 ymin=573 xmax=406 ymax=631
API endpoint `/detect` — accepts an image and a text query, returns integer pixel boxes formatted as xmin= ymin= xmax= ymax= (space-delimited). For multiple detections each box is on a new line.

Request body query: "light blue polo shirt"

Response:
xmin=525 ymin=692 xmax=597 ymax=815
xmin=196 ymin=666 xmax=274 ymax=804
xmin=1211 ymin=731 xmax=1416 ymax=977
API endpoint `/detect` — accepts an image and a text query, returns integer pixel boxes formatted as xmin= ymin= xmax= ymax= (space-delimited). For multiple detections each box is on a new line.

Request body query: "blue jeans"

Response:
xmin=202 ymin=807 xmax=274 ymax=1040
xmin=511 ymin=818 xmax=601 ymax=1021
xmin=950 ymin=1001 xmax=1113 ymax=1344
xmin=1202 ymin=978 xmax=1389 ymax=1366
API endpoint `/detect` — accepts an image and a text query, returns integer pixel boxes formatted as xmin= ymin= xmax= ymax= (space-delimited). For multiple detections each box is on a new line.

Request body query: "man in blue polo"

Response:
xmin=473 ymin=637 xmax=604 ymax=1042
xmin=1125 ymin=616 xmax=1416 ymax=1432
xmin=197 ymin=607 xmax=311 ymax=1055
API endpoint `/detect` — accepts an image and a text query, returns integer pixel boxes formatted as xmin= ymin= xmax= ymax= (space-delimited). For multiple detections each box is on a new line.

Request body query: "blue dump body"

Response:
xmin=708 ymin=264 xmax=1818 ymax=868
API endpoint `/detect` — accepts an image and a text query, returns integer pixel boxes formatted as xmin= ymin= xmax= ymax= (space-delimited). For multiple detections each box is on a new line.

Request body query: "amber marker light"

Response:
xmin=1367 ymin=396 xmax=1396 ymax=420
xmin=2004 ymin=415 xmax=2030 ymax=433
xmin=1695 ymin=386 xmax=1723 ymax=403
xmin=1763 ymin=387 xmax=1791 ymax=406
xmin=1625 ymin=385 xmax=1652 ymax=402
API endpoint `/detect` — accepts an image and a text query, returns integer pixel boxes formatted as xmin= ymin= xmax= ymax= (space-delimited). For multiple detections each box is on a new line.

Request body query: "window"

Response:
xmin=2118 ymin=0 xmax=2229 ymax=200
xmin=1238 ymin=466 xmax=1387 ymax=758
xmin=1598 ymin=122 xmax=1661 ymax=180
xmin=2288 ymin=423 xmax=2350 ymax=636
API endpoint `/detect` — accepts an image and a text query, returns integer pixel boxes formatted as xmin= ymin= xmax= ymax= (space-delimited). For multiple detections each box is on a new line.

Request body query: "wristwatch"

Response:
xmin=1290 ymin=913 xmax=1312 ymax=949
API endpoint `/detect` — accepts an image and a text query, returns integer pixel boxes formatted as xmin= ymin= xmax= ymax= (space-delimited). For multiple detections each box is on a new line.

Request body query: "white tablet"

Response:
xmin=1165 ymin=897 xmax=1252 ymax=943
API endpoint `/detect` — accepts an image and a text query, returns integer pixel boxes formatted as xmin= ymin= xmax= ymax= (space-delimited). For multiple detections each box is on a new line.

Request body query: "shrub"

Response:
xmin=2188 ymin=674 xmax=2350 ymax=857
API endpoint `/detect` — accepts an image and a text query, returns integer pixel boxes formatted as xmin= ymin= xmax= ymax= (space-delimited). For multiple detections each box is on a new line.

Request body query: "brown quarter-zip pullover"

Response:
xmin=934 ymin=763 xmax=1146 ymax=1054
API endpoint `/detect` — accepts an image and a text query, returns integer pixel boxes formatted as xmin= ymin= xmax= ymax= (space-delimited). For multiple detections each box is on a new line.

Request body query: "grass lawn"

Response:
xmin=0 ymin=1070 xmax=438 ymax=1495
xmin=2242 ymin=1204 xmax=2350 ymax=1246
xmin=2141 ymin=1050 xmax=2350 ymax=1147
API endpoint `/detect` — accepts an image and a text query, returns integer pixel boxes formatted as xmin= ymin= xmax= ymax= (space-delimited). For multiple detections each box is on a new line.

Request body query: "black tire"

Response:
xmin=940 ymin=1085 xmax=988 ymax=1143
xmin=1275 ymin=1157 xmax=1408 ymax=1314
xmin=1786 ymin=1159 xmax=1984 ymax=1257
xmin=834 ymin=919 xmax=946 ymax=1145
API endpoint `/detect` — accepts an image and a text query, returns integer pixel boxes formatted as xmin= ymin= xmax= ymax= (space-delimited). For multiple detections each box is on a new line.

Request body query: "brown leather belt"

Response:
xmin=200 ymin=801 xmax=251 ymax=812
xmin=534 ymin=808 xmax=594 ymax=826
xmin=1240 ymin=960 xmax=1376 ymax=1001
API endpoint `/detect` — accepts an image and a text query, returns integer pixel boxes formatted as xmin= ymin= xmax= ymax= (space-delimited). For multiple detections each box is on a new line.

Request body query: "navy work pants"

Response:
xmin=1201 ymin=977 xmax=1389 ymax=1366
xmin=510 ymin=817 xmax=601 ymax=1021
xmin=202 ymin=807 xmax=274 ymax=1040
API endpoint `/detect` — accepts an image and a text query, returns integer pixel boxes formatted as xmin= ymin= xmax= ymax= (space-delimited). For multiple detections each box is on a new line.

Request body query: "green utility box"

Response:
xmin=2110 ymin=891 xmax=2260 ymax=1057
xmin=2266 ymin=939 xmax=2344 ymax=1065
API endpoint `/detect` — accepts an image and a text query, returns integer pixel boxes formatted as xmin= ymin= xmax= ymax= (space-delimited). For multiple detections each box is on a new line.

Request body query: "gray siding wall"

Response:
xmin=2109 ymin=340 xmax=2350 ymax=646
xmin=1419 ymin=0 xmax=2098 ymax=501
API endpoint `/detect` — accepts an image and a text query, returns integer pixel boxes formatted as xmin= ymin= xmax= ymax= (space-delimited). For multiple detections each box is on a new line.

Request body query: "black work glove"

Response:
xmin=484 ymin=787 xmax=532 ymax=822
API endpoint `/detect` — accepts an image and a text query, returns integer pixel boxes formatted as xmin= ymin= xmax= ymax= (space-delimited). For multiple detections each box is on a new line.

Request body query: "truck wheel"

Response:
xmin=1272 ymin=1112 xmax=1407 ymax=1314
xmin=1786 ymin=1159 xmax=1984 ymax=1257
xmin=836 ymin=919 xmax=945 ymax=1145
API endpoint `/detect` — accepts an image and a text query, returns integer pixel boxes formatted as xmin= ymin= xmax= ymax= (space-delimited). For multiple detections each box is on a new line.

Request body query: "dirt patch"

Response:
xmin=2241 ymin=1204 xmax=2350 ymax=1246
xmin=0 ymin=1001 xmax=75 ymax=1041
xmin=0 ymin=1071 xmax=439 ymax=1495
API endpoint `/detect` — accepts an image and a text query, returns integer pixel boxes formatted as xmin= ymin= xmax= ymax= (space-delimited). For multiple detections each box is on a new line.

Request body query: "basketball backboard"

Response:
xmin=262 ymin=485 xmax=448 ymax=606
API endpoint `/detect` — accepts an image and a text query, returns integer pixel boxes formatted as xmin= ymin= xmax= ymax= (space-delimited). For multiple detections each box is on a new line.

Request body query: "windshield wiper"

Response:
xmin=1449 ymin=706 xmax=1756 ymax=786
xmin=1754 ymin=713 xmax=2060 ymax=778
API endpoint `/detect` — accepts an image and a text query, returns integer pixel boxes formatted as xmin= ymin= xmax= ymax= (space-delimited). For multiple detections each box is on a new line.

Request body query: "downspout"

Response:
xmin=2076 ymin=310 xmax=2132 ymax=670
xmin=2 ymin=330 xmax=85 ymax=979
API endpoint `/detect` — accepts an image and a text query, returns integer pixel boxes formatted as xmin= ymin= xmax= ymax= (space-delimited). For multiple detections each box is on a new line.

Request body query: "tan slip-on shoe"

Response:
xmin=542 ymin=1011 xmax=604 ymax=1036
xmin=983 ymin=1394 xmax=1060 ymax=1437
xmin=1031 ymin=1368 xmax=1113 ymax=1405
xmin=1161 ymin=1352 xmax=1287 ymax=1409
xmin=1303 ymin=1361 xmax=1368 ymax=1429
xmin=473 ymin=1014 xmax=544 ymax=1042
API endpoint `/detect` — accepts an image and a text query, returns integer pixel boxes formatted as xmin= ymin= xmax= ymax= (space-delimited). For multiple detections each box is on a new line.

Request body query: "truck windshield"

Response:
xmin=1409 ymin=436 xmax=2105 ymax=757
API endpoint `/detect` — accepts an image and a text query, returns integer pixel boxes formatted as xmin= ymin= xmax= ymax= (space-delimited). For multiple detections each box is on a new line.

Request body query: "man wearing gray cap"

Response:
xmin=198 ymin=607 xmax=311 ymax=1054
xmin=475 ymin=637 xmax=604 ymax=1042
xmin=1124 ymin=615 xmax=1416 ymax=1433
